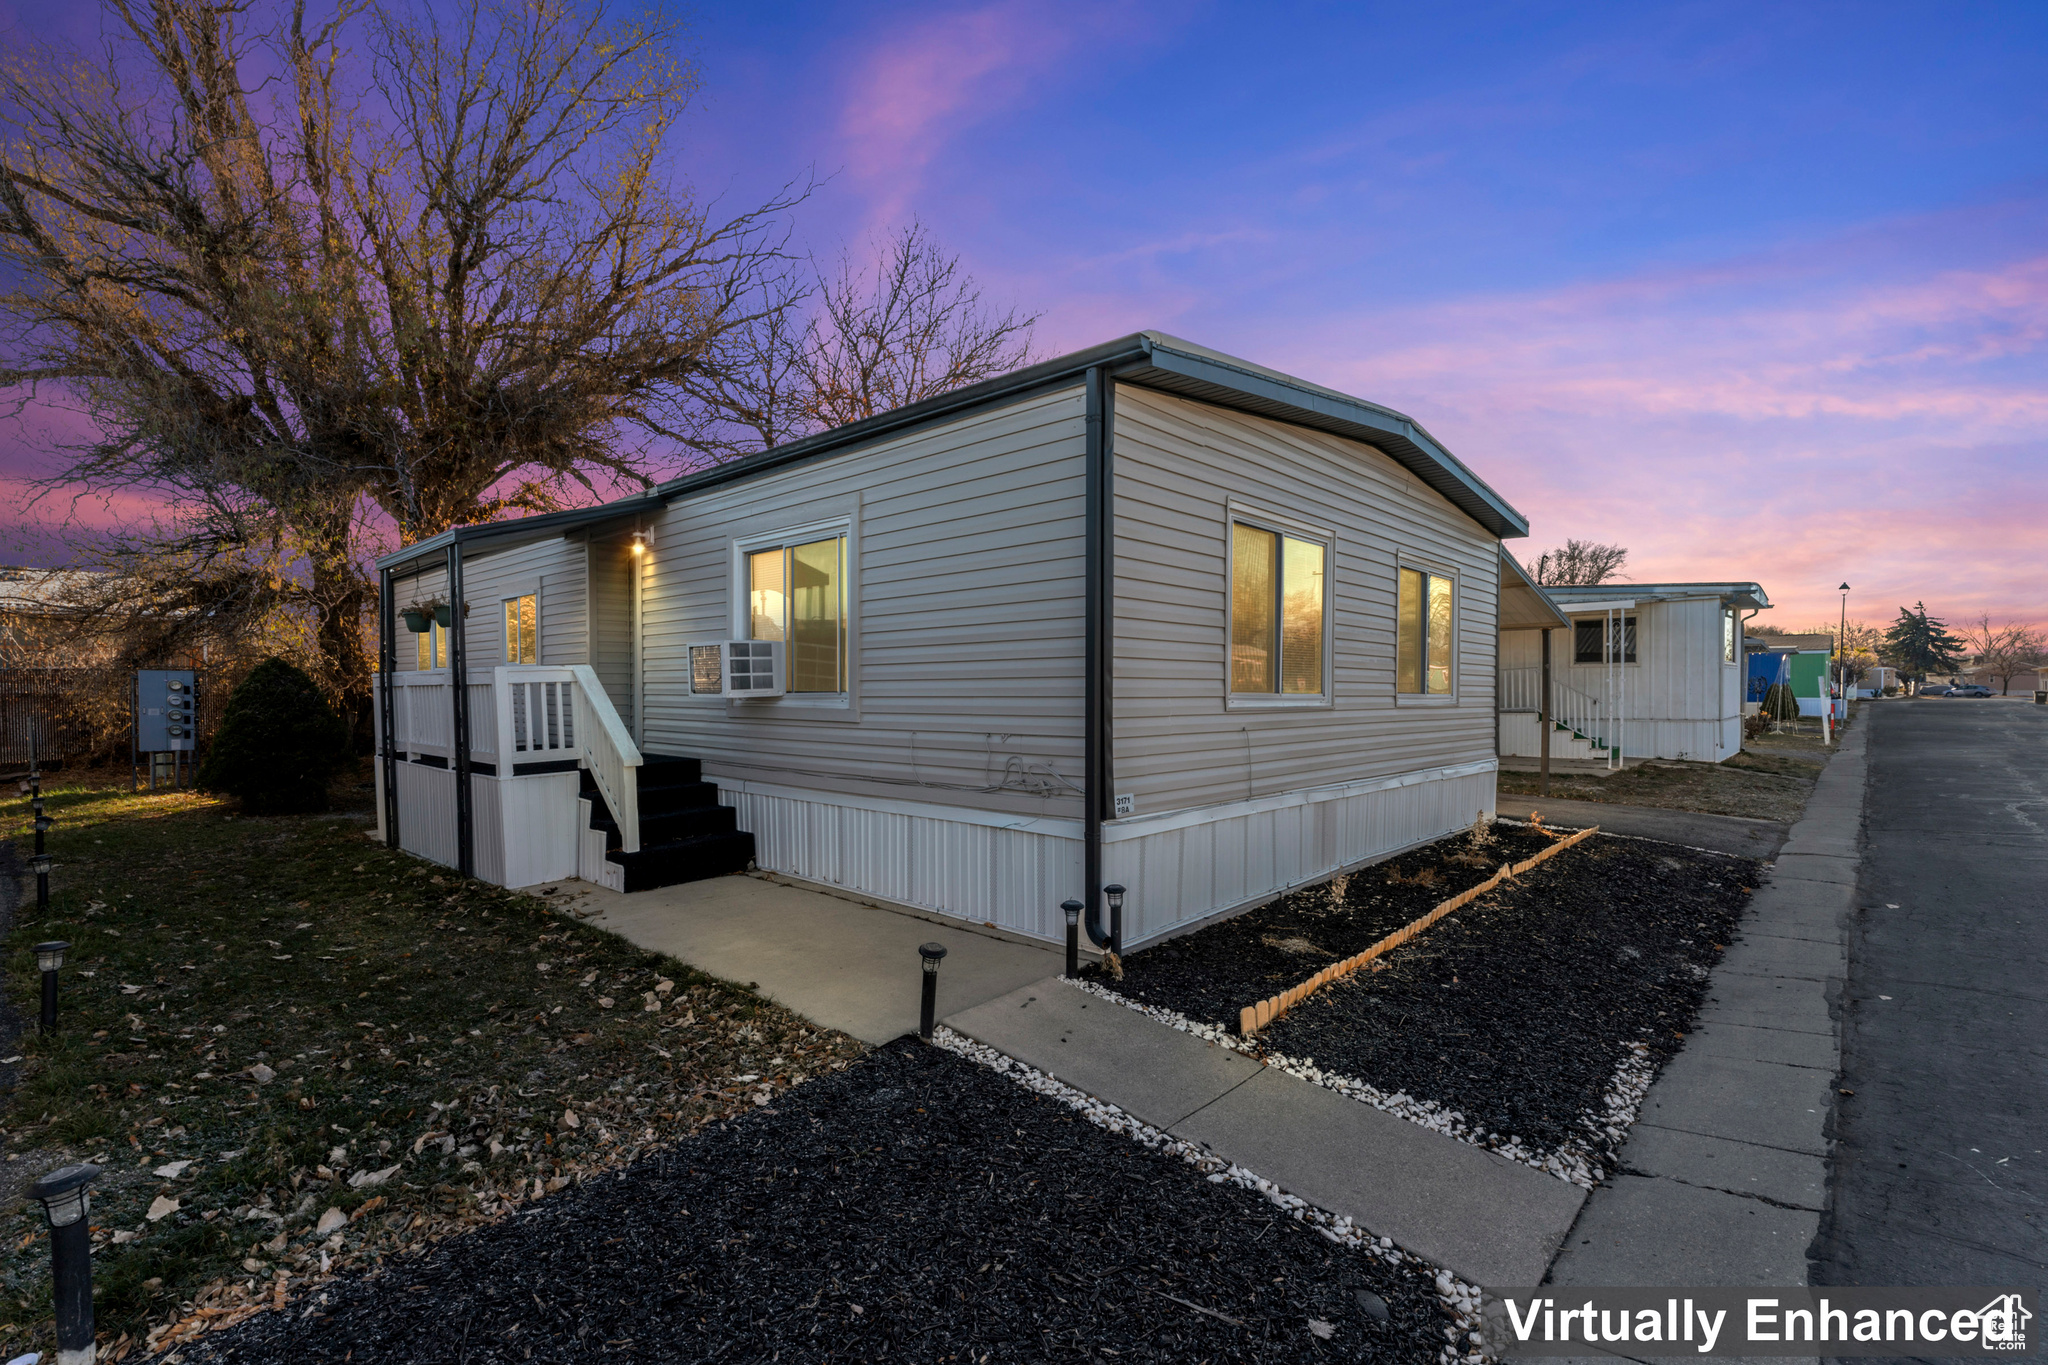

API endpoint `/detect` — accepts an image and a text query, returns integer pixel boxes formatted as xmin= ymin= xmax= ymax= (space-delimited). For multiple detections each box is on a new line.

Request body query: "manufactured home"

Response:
xmin=374 ymin=333 xmax=1534 ymax=950
xmin=1497 ymin=581 xmax=1770 ymax=765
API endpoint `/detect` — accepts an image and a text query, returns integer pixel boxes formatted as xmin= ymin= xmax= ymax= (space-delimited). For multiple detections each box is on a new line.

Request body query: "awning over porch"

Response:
xmin=1498 ymin=548 xmax=1571 ymax=631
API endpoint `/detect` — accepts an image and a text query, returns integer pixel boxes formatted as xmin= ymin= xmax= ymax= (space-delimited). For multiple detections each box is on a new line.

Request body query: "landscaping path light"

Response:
xmin=34 ymin=941 xmax=69 ymax=1035
xmin=1062 ymin=899 xmax=1082 ymax=979
xmin=1104 ymin=884 xmax=1127 ymax=955
xmin=29 ymin=1162 xmax=99 ymax=1365
xmin=29 ymin=853 xmax=51 ymax=916
xmin=918 ymin=942 xmax=948 ymax=1040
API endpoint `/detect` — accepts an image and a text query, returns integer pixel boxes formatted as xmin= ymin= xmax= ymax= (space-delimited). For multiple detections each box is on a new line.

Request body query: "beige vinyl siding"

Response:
xmin=391 ymin=537 xmax=589 ymax=673
xmin=390 ymin=566 xmax=447 ymax=672
xmin=586 ymin=533 xmax=637 ymax=733
xmin=639 ymin=385 xmax=1088 ymax=818
xmin=1549 ymin=596 xmax=1742 ymax=760
xmin=1111 ymin=385 xmax=1501 ymax=815
xmin=458 ymin=537 xmax=589 ymax=667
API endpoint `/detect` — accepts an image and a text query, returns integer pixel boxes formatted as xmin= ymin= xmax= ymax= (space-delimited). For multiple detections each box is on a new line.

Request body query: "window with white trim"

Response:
xmin=1396 ymin=566 xmax=1455 ymax=694
xmin=747 ymin=533 xmax=848 ymax=693
xmin=503 ymin=593 xmax=538 ymax=664
xmin=1723 ymin=608 xmax=1737 ymax=664
xmin=1229 ymin=521 xmax=1326 ymax=695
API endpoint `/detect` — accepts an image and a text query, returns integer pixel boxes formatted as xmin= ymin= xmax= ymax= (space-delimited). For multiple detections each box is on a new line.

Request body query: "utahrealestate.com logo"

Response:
xmin=1483 ymin=1287 xmax=2034 ymax=1357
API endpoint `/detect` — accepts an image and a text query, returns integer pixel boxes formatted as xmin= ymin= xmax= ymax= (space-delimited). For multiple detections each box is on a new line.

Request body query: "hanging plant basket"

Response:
xmin=433 ymin=603 xmax=454 ymax=628
xmin=400 ymin=608 xmax=432 ymax=634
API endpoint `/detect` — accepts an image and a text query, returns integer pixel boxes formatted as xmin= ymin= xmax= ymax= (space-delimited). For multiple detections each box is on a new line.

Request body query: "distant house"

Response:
xmin=0 ymin=568 xmax=110 ymax=767
xmin=1499 ymin=582 xmax=1770 ymax=764
xmin=374 ymin=332 xmax=1533 ymax=951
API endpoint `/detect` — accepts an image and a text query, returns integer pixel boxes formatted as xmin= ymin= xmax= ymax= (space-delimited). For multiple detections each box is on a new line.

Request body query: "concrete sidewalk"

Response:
xmin=947 ymin=980 xmax=1587 ymax=1288
xmin=552 ymin=873 xmax=1061 ymax=1045
xmin=1495 ymin=796 xmax=1789 ymax=859
xmin=1544 ymin=715 xmax=1867 ymax=1301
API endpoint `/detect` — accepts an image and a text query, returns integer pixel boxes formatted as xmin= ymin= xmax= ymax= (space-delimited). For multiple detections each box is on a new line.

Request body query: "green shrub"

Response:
xmin=196 ymin=658 xmax=349 ymax=813
xmin=1760 ymin=682 xmax=1799 ymax=722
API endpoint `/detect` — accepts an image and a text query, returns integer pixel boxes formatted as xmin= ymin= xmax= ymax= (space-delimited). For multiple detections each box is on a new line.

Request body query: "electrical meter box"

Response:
xmin=137 ymin=669 xmax=198 ymax=752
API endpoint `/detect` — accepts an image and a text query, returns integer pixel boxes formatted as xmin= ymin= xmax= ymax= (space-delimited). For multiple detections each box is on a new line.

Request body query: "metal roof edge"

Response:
xmin=1129 ymin=334 xmax=1530 ymax=540
xmin=1498 ymin=546 xmax=1572 ymax=628
xmin=648 ymin=334 xmax=1155 ymax=505
xmin=1543 ymin=581 xmax=1770 ymax=609
xmin=375 ymin=492 xmax=662 ymax=573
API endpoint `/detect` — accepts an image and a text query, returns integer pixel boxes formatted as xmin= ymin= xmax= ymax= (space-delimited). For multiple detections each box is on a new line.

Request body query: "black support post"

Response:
xmin=378 ymin=566 xmax=400 ymax=850
xmin=447 ymin=544 xmax=475 ymax=879
xmin=1539 ymin=626 xmax=1552 ymax=798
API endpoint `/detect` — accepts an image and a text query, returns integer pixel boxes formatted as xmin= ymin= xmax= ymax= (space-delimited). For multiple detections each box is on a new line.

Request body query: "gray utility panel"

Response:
xmin=136 ymin=669 xmax=197 ymax=752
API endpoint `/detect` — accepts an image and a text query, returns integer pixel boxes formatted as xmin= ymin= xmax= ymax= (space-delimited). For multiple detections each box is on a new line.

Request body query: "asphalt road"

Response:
xmin=1811 ymin=700 xmax=2047 ymax=1288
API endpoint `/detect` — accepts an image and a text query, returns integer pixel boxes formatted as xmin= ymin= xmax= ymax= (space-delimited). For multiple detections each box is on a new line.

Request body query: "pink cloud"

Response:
xmin=835 ymin=0 xmax=1150 ymax=230
xmin=1257 ymin=225 xmax=2048 ymax=633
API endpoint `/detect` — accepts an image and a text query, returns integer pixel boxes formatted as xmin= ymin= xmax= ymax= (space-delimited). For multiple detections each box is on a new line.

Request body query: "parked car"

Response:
xmin=1949 ymin=684 xmax=1994 ymax=698
xmin=1917 ymin=684 xmax=1954 ymax=697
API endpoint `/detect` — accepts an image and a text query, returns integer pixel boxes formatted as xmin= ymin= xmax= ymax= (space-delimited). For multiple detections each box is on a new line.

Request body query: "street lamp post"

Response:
xmin=1838 ymin=583 xmax=1851 ymax=696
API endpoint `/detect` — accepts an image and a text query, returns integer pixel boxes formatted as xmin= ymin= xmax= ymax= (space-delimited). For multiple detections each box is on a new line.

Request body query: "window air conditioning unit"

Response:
xmin=689 ymin=640 xmax=785 ymax=698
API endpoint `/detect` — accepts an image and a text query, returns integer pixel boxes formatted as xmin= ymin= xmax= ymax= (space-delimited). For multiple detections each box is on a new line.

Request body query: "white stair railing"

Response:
xmin=492 ymin=665 xmax=643 ymax=854
xmin=1499 ymin=666 xmax=1608 ymax=751
xmin=568 ymin=665 xmax=642 ymax=854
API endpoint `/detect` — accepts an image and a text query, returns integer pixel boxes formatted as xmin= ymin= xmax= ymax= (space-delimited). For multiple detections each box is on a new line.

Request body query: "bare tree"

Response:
xmin=799 ymin=221 xmax=1039 ymax=429
xmin=1531 ymin=539 xmax=1629 ymax=586
xmin=0 ymin=0 xmax=805 ymax=715
xmin=1961 ymin=615 xmax=2046 ymax=695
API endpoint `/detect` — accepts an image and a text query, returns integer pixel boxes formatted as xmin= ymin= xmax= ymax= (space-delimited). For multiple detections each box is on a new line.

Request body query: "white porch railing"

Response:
xmin=381 ymin=664 xmax=643 ymax=860
xmin=1499 ymin=666 xmax=1609 ymax=753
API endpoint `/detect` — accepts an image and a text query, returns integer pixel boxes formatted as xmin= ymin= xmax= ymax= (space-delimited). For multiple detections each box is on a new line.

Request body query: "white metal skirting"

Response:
xmin=719 ymin=760 xmax=1495 ymax=947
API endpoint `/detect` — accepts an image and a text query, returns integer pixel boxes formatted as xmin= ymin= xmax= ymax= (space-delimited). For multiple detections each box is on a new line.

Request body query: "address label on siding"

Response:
xmin=1113 ymin=793 xmax=1136 ymax=817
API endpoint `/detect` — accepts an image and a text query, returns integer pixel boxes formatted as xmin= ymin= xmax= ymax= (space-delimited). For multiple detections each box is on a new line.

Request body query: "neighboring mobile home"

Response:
xmin=375 ymin=333 xmax=1531 ymax=951
xmin=1498 ymin=582 xmax=1770 ymax=765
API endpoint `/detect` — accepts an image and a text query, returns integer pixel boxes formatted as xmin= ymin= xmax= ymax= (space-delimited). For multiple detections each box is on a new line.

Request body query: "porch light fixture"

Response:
xmin=631 ymin=531 xmax=649 ymax=556
xmin=1061 ymin=899 xmax=1083 ymax=979
xmin=29 ymin=1162 xmax=100 ymax=1365
xmin=917 ymin=942 xmax=948 ymax=1039
xmin=34 ymin=941 xmax=69 ymax=1034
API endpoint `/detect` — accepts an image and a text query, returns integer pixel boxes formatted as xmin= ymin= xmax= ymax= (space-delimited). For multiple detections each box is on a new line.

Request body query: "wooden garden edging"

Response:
xmin=1237 ymin=824 xmax=1599 ymax=1037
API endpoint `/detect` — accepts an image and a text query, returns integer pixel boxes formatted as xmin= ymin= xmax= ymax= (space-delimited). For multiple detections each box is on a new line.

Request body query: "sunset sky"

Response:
xmin=3 ymin=0 xmax=2043 ymax=634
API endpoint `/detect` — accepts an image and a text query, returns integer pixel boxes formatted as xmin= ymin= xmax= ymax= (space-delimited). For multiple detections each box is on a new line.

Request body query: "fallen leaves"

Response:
xmin=145 ymin=1195 xmax=180 ymax=1222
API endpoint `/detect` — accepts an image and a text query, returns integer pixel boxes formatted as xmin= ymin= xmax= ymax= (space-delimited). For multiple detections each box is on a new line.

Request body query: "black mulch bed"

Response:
xmin=1081 ymin=824 xmax=1559 ymax=1027
xmin=1257 ymin=835 xmax=1758 ymax=1159
xmin=181 ymin=1040 xmax=1452 ymax=1364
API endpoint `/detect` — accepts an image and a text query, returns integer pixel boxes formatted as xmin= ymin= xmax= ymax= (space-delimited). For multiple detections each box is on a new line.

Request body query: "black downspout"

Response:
xmin=1082 ymin=367 xmax=1119 ymax=955
xmin=447 ymin=543 xmax=475 ymax=879
xmin=379 ymin=567 xmax=400 ymax=850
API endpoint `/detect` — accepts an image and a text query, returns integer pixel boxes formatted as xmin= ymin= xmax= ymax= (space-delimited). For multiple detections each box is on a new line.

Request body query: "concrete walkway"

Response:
xmin=946 ymin=980 xmax=1587 ymax=1288
xmin=553 ymin=873 xmax=1061 ymax=1045
xmin=1544 ymin=715 xmax=1867 ymax=1305
xmin=1496 ymin=796 xmax=1789 ymax=859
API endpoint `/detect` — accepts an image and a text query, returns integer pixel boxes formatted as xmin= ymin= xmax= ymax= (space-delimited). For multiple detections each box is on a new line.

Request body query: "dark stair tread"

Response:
xmin=608 ymin=831 xmax=755 ymax=893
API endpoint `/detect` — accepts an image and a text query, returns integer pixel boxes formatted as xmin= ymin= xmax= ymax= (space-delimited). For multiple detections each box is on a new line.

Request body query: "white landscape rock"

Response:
xmin=314 ymin=1207 xmax=347 ymax=1236
xmin=145 ymin=1196 xmax=180 ymax=1222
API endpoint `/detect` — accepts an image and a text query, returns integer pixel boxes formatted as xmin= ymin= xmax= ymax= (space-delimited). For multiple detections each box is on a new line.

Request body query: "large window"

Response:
xmin=503 ymin=594 xmax=538 ymax=664
xmin=1573 ymin=615 xmax=1637 ymax=665
xmin=1396 ymin=567 xmax=1455 ymax=694
xmin=1723 ymin=608 xmax=1737 ymax=664
xmin=748 ymin=534 xmax=848 ymax=693
xmin=1230 ymin=522 xmax=1326 ymax=695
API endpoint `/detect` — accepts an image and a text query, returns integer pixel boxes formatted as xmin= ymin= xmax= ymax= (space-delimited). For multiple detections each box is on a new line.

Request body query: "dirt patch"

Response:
xmin=1499 ymin=724 xmax=1841 ymax=822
